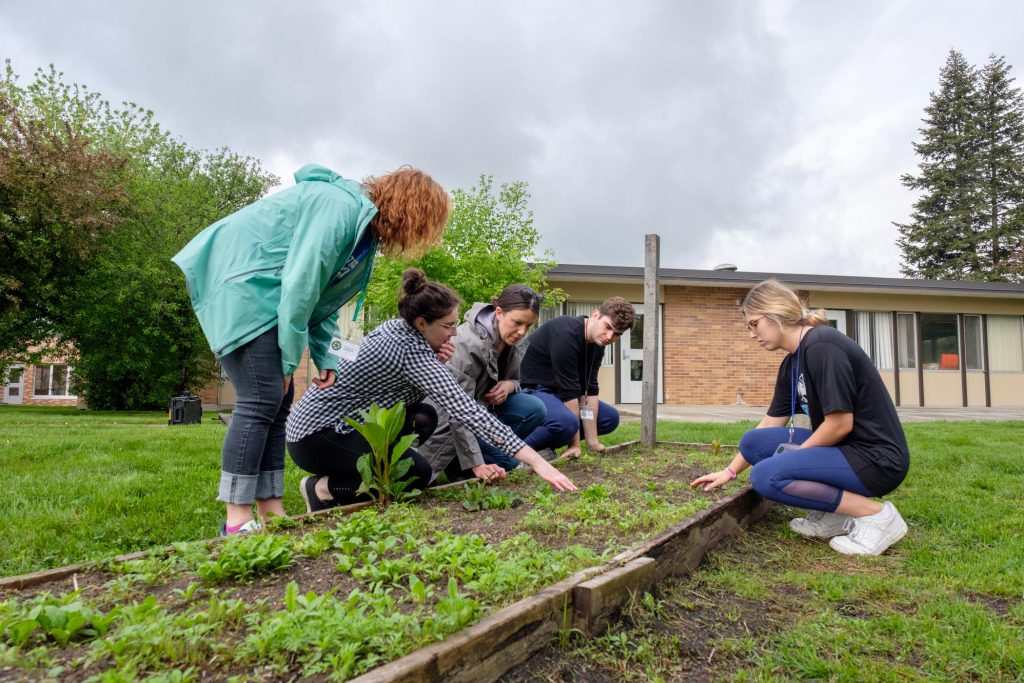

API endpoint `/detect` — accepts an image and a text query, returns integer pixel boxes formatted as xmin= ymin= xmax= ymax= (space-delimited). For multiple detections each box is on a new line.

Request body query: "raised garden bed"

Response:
xmin=0 ymin=441 xmax=769 ymax=682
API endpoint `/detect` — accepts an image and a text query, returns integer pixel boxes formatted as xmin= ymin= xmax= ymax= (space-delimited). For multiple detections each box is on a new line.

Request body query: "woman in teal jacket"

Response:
xmin=173 ymin=164 xmax=449 ymax=534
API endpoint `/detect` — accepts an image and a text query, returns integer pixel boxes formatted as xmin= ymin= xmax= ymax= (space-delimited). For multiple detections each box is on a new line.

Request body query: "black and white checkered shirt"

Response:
xmin=285 ymin=318 xmax=526 ymax=456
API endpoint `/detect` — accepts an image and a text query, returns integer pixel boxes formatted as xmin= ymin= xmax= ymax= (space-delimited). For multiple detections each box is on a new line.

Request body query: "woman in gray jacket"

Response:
xmin=419 ymin=284 xmax=548 ymax=482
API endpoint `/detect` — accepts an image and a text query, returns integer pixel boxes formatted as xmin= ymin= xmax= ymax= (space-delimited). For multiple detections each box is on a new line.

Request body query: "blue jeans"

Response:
xmin=217 ymin=327 xmax=292 ymax=504
xmin=478 ymin=391 xmax=547 ymax=470
xmin=521 ymin=388 xmax=619 ymax=451
xmin=740 ymin=427 xmax=872 ymax=513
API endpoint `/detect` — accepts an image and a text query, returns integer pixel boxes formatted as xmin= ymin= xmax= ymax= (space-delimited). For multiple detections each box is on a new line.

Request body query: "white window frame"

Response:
xmin=33 ymin=363 xmax=77 ymax=398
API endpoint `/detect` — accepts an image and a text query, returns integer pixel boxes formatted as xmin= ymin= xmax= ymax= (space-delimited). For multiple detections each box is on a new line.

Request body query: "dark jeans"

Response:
xmin=288 ymin=403 xmax=436 ymax=505
xmin=217 ymin=327 xmax=293 ymax=504
xmin=521 ymin=388 xmax=619 ymax=451
xmin=740 ymin=427 xmax=873 ymax=513
xmin=443 ymin=391 xmax=546 ymax=479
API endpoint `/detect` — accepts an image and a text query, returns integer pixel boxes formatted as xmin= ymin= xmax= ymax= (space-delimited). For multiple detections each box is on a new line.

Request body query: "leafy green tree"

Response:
xmin=1 ymin=63 xmax=278 ymax=408
xmin=897 ymin=51 xmax=1024 ymax=282
xmin=364 ymin=175 xmax=563 ymax=325
xmin=0 ymin=89 xmax=127 ymax=369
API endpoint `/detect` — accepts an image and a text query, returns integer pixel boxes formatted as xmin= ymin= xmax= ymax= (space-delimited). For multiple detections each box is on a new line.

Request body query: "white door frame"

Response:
xmin=3 ymin=365 xmax=25 ymax=405
xmin=618 ymin=303 xmax=663 ymax=404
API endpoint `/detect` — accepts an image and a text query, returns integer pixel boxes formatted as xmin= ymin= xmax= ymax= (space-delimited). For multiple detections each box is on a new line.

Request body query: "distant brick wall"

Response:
xmin=21 ymin=362 xmax=79 ymax=407
xmin=662 ymin=286 xmax=783 ymax=406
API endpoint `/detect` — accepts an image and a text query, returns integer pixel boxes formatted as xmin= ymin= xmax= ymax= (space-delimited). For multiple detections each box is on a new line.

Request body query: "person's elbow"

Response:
xmin=825 ymin=411 xmax=854 ymax=439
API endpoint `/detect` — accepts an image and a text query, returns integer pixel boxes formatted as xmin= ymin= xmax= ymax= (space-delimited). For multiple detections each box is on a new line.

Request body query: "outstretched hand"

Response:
xmin=689 ymin=470 xmax=734 ymax=492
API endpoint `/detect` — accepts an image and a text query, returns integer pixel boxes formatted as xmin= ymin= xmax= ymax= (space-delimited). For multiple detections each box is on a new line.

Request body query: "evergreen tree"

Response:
xmin=896 ymin=50 xmax=982 ymax=279
xmin=975 ymin=54 xmax=1024 ymax=281
xmin=897 ymin=50 xmax=1024 ymax=282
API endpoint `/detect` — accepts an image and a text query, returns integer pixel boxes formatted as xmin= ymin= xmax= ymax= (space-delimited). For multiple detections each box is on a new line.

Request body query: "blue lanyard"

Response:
xmin=787 ymin=334 xmax=803 ymax=440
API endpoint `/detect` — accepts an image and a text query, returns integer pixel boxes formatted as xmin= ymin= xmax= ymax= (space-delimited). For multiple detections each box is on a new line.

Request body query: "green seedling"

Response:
xmin=460 ymin=481 xmax=524 ymax=512
xmin=344 ymin=403 xmax=422 ymax=507
xmin=197 ymin=534 xmax=294 ymax=582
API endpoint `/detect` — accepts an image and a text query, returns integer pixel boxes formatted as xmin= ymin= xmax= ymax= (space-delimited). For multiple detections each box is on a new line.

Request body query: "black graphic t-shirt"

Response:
xmin=767 ymin=325 xmax=910 ymax=496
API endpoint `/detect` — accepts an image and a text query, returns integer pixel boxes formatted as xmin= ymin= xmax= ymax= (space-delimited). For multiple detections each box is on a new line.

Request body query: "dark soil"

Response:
xmin=0 ymin=445 xmax=736 ymax=682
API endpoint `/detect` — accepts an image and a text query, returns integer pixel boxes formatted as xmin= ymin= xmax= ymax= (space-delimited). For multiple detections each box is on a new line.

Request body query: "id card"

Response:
xmin=580 ymin=409 xmax=595 ymax=421
xmin=773 ymin=441 xmax=800 ymax=456
xmin=328 ymin=336 xmax=360 ymax=362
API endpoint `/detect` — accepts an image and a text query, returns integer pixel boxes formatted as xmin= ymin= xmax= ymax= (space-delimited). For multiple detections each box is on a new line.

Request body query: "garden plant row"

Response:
xmin=0 ymin=441 xmax=767 ymax=682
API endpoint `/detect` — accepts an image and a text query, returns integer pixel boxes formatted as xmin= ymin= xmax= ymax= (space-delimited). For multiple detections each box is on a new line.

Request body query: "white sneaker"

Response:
xmin=829 ymin=502 xmax=908 ymax=556
xmin=789 ymin=510 xmax=852 ymax=539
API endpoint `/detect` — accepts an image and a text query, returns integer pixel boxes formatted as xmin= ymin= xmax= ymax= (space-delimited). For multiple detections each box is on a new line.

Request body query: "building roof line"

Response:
xmin=547 ymin=264 xmax=1024 ymax=298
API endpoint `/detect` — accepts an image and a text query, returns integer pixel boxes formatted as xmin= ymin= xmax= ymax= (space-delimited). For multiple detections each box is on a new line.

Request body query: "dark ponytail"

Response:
xmin=491 ymin=284 xmax=543 ymax=316
xmin=397 ymin=268 xmax=461 ymax=326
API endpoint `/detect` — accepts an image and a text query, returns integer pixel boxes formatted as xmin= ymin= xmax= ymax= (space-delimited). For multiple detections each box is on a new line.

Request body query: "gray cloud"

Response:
xmin=4 ymin=0 xmax=1024 ymax=276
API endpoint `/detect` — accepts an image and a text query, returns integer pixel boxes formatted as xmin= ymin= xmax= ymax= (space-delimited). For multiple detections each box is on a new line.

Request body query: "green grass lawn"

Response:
xmin=519 ymin=419 xmax=1024 ymax=682
xmin=0 ymin=406 xmax=751 ymax=578
xmin=1 ymin=406 xmax=1022 ymax=680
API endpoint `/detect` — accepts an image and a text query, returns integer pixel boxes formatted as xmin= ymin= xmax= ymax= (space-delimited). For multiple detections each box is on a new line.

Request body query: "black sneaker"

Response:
xmin=300 ymin=476 xmax=339 ymax=513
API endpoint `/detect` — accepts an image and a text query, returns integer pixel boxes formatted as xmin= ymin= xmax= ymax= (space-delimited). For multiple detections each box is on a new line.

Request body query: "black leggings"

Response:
xmin=288 ymin=403 xmax=436 ymax=504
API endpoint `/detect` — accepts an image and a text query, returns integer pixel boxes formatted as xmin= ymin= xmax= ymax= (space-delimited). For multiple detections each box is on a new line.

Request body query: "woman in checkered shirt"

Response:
xmin=287 ymin=269 xmax=577 ymax=511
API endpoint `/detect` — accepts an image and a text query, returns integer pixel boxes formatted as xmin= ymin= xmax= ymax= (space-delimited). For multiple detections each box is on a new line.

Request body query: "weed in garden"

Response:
xmin=460 ymin=481 xmax=524 ymax=512
xmin=197 ymin=534 xmax=294 ymax=583
xmin=344 ymin=402 xmax=422 ymax=507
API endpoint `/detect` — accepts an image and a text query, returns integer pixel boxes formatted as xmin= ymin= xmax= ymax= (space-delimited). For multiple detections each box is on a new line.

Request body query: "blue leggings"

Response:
xmin=741 ymin=427 xmax=872 ymax=513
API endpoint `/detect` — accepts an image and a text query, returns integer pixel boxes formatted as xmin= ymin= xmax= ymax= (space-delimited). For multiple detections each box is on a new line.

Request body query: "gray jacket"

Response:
xmin=420 ymin=302 xmax=527 ymax=478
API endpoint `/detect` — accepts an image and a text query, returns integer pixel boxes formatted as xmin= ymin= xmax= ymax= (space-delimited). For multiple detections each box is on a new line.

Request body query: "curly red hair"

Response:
xmin=364 ymin=168 xmax=450 ymax=256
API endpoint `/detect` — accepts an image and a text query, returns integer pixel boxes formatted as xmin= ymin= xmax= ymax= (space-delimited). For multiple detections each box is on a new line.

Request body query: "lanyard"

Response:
xmin=580 ymin=316 xmax=592 ymax=402
xmin=787 ymin=332 xmax=804 ymax=442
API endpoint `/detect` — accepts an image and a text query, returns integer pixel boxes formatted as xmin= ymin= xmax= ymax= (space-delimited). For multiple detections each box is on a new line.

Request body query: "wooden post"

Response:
xmin=641 ymin=234 xmax=660 ymax=448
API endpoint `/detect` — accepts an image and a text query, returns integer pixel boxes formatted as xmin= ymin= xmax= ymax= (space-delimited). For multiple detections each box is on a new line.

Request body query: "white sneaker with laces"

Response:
xmin=829 ymin=502 xmax=908 ymax=556
xmin=789 ymin=510 xmax=852 ymax=539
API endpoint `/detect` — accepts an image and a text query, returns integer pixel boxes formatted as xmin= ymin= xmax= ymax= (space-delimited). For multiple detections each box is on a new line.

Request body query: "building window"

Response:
xmin=987 ymin=315 xmax=1024 ymax=372
xmin=897 ymin=313 xmax=916 ymax=369
xmin=963 ymin=315 xmax=984 ymax=371
xmin=920 ymin=313 xmax=959 ymax=370
xmin=32 ymin=364 xmax=76 ymax=397
xmin=852 ymin=311 xmax=893 ymax=371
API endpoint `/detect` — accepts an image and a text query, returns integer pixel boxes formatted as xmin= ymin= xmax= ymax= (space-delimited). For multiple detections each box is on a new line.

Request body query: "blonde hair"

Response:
xmin=741 ymin=279 xmax=828 ymax=328
xmin=364 ymin=168 xmax=450 ymax=257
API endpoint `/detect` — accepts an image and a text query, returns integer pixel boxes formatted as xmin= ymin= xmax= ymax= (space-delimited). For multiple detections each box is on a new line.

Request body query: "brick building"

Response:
xmin=542 ymin=264 xmax=1024 ymax=409
xmin=2 ymin=350 xmax=81 ymax=407
xmin=15 ymin=266 xmax=1020 ymax=412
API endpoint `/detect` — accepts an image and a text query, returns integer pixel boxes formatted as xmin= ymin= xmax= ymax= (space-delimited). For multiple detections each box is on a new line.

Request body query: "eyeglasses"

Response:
xmin=745 ymin=316 xmax=766 ymax=332
xmin=436 ymin=320 xmax=459 ymax=332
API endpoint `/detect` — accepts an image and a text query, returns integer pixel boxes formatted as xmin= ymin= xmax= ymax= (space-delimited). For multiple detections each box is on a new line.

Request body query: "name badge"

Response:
xmin=329 ymin=336 xmax=360 ymax=362
xmin=773 ymin=441 xmax=800 ymax=456
xmin=580 ymin=409 xmax=595 ymax=421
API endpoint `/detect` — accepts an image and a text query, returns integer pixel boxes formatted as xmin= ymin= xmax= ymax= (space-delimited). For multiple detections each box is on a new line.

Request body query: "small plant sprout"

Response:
xmin=461 ymin=481 xmax=524 ymax=512
xmin=344 ymin=402 xmax=422 ymax=507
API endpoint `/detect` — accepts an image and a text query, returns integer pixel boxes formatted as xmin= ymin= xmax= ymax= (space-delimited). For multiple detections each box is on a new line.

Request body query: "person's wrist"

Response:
xmin=724 ymin=466 xmax=737 ymax=480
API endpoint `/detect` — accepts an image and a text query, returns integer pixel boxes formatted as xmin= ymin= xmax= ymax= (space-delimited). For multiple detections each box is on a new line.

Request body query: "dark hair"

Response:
xmin=491 ymin=284 xmax=543 ymax=316
xmin=397 ymin=268 xmax=461 ymax=326
xmin=598 ymin=296 xmax=636 ymax=333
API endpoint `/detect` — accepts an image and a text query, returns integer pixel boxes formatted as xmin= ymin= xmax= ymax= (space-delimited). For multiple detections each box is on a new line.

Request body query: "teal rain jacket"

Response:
xmin=172 ymin=164 xmax=378 ymax=377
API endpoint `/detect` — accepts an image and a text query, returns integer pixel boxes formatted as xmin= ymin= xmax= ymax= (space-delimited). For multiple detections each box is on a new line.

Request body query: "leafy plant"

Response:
xmin=0 ymin=592 xmax=118 ymax=647
xmin=460 ymin=481 xmax=524 ymax=512
xmin=197 ymin=534 xmax=294 ymax=583
xmin=344 ymin=403 xmax=422 ymax=506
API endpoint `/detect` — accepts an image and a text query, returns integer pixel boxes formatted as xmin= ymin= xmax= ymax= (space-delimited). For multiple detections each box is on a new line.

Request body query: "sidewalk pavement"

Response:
xmin=615 ymin=404 xmax=1024 ymax=424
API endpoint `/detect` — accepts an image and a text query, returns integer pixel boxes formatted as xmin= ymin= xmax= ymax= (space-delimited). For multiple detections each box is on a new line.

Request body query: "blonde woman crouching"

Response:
xmin=691 ymin=279 xmax=910 ymax=556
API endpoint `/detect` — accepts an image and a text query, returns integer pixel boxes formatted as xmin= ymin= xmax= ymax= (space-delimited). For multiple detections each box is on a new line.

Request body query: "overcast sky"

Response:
xmin=3 ymin=1 xmax=1024 ymax=277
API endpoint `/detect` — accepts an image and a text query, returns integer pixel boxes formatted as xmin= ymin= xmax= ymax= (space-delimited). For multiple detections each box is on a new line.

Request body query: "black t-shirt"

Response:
xmin=767 ymin=325 xmax=910 ymax=496
xmin=520 ymin=315 xmax=604 ymax=402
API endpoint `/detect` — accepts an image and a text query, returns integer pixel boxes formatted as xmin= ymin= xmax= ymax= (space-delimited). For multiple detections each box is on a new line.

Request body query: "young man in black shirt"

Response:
xmin=519 ymin=297 xmax=636 ymax=459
